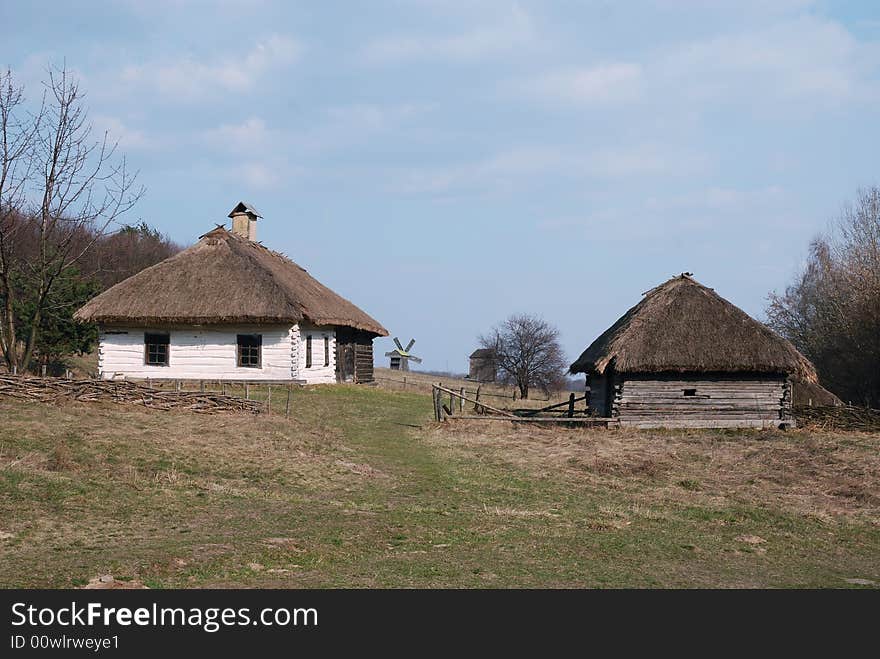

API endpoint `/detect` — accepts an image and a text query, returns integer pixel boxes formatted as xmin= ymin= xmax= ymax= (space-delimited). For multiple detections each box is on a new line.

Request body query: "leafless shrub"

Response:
xmin=767 ymin=187 xmax=880 ymax=407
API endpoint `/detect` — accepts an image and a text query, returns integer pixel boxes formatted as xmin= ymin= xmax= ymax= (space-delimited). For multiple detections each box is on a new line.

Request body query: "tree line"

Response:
xmin=0 ymin=65 xmax=177 ymax=374
xmin=766 ymin=187 xmax=880 ymax=408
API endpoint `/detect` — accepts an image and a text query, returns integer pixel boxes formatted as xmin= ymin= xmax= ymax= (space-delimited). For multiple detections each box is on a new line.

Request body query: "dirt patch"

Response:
xmin=82 ymin=575 xmax=148 ymax=589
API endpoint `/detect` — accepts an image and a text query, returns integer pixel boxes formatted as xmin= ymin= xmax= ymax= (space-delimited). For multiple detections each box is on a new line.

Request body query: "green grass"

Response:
xmin=0 ymin=385 xmax=878 ymax=588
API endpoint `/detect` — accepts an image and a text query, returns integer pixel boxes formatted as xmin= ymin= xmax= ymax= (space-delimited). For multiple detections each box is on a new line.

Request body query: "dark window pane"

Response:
xmin=144 ymin=333 xmax=170 ymax=366
xmin=236 ymin=334 xmax=262 ymax=368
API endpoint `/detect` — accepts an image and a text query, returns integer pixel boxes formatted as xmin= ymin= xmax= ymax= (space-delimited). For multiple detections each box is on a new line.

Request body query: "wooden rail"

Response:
xmin=431 ymin=383 xmax=601 ymax=425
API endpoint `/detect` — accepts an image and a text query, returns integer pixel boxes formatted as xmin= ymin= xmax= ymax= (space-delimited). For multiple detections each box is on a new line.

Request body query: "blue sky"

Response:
xmin=4 ymin=0 xmax=879 ymax=372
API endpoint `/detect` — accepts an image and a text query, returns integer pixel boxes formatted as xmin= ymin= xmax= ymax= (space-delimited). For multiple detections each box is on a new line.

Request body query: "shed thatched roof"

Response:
xmin=469 ymin=348 xmax=495 ymax=359
xmin=75 ymin=226 xmax=388 ymax=336
xmin=569 ymin=274 xmax=816 ymax=381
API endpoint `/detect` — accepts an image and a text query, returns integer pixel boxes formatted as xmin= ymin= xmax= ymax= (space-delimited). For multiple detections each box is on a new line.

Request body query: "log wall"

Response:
xmin=610 ymin=373 xmax=793 ymax=429
xmin=98 ymin=324 xmax=295 ymax=381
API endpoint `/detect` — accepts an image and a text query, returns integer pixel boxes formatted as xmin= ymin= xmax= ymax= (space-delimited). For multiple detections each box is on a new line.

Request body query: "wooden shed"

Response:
xmin=74 ymin=202 xmax=387 ymax=384
xmin=569 ymin=274 xmax=817 ymax=429
xmin=468 ymin=348 xmax=497 ymax=382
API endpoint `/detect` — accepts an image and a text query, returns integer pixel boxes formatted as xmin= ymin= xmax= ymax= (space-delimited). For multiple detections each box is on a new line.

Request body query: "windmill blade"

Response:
xmin=393 ymin=337 xmax=403 ymax=351
xmin=405 ymin=338 xmax=416 ymax=352
xmin=408 ymin=356 xmax=423 ymax=364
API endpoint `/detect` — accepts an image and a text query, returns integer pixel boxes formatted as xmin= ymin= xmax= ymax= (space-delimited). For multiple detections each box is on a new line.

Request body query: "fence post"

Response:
xmin=459 ymin=387 xmax=465 ymax=412
xmin=403 ymin=376 xmax=407 ymax=390
xmin=267 ymin=385 xmax=272 ymax=414
xmin=285 ymin=385 xmax=292 ymax=418
xmin=568 ymin=392 xmax=575 ymax=418
xmin=12 ymin=365 xmax=17 ymax=375
xmin=41 ymin=364 xmax=47 ymax=377
xmin=245 ymin=383 xmax=250 ymax=400
xmin=200 ymin=380 xmax=205 ymax=393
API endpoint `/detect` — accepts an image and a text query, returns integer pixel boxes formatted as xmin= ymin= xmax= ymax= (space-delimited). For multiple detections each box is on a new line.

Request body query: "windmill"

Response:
xmin=385 ymin=337 xmax=422 ymax=371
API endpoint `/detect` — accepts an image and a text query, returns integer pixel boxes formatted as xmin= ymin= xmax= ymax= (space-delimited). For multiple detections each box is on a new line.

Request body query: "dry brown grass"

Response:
xmin=373 ymin=367 xmax=575 ymax=410
xmin=429 ymin=421 xmax=880 ymax=522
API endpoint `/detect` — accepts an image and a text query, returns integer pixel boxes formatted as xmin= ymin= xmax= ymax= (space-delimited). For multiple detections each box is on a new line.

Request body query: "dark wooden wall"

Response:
xmin=336 ymin=328 xmax=376 ymax=384
xmin=468 ymin=358 xmax=496 ymax=382
xmin=589 ymin=372 xmax=793 ymax=428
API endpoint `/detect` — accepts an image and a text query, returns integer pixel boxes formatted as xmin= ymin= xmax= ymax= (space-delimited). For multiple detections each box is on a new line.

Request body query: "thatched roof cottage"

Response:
xmin=75 ymin=202 xmax=387 ymax=384
xmin=569 ymin=274 xmax=816 ymax=428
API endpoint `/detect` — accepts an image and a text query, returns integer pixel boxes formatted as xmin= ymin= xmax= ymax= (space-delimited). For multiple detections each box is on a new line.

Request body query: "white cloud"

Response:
xmin=121 ymin=35 xmax=302 ymax=99
xmin=92 ymin=115 xmax=151 ymax=150
xmin=393 ymin=143 xmax=708 ymax=195
xmin=203 ymin=117 xmax=271 ymax=151
xmin=363 ymin=6 xmax=534 ymax=62
xmin=661 ymin=16 xmax=871 ymax=105
xmin=239 ymin=161 xmax=282 ymax=189
xmin=515 ymin=15 xmax=879 ymax=113
xmin=520 ymin=63 xmax=643 ymax=105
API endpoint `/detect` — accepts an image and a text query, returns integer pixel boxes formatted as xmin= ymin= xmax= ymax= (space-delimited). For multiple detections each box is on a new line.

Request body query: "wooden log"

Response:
xmin=451 ymin=415 xmax=611 ymax=424
xmin=432 ymin=386 xmax=442 ymax=422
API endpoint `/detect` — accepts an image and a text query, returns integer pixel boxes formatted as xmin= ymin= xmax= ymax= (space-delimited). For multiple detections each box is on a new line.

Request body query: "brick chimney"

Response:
xmin=228 ymin=201 xmax=261 ymax=241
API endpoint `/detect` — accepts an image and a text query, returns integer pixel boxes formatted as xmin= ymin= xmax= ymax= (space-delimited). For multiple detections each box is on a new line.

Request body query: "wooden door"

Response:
xmin=336 ymin=341 xmax=355 ymax=382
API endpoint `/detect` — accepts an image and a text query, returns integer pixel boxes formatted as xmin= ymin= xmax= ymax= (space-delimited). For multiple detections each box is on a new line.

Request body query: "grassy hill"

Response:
xmin=0 ymin=384 xmax=878 ymax=588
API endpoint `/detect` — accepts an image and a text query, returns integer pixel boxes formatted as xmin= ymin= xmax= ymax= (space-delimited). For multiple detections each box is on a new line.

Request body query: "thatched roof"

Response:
xmin=75 ymin=226 xmax=388 ymax=336
xmin=569 ymin=274 xmax=816 ymax=381
xmin=469 ymin=348 xmax=495 ymax=359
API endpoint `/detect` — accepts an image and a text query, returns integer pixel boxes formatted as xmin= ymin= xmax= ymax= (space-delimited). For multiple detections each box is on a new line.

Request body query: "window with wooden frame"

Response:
xmin=144 ymin=333 xmax=170 ymax=366
xmin=236 ymin=334 xmax=262 ymax=368
xmin=324 ymin=336 xmax=330 ymax=367
xmin=305 ymin=335 xmax=312 ymax=368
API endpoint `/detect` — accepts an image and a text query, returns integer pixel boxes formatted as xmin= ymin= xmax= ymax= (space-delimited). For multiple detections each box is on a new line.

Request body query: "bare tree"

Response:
xmin=766 ymin=187 xmax=880 ymax=407
xmin=479 ymin=313 xmax=567 ymax=399
xmin=0 ymin=64 xmax=143 ymax=372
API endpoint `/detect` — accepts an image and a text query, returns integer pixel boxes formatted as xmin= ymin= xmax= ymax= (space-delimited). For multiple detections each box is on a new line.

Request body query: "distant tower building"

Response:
xmin=468 ymin=348 xmax=497 ymax=382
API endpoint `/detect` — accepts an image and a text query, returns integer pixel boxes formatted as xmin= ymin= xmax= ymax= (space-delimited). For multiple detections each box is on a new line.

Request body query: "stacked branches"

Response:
xmin=0 ymin=375 xmax=262 ymax=414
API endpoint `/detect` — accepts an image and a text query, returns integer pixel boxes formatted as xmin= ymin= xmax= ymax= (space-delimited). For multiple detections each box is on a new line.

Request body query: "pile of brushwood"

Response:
xmin=0 ymin=375 xmax=262 ymax=414
xmin=795 ymin=405 xmax=880 ymax=431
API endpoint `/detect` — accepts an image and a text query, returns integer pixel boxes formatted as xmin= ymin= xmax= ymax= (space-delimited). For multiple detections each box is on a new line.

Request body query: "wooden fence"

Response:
xmin=0 ymin=374 xmax=305 ymax=417
xmin=375 ymin=374 xmax=552 ymax=401
xmin=431 ymin=383 xmax=612 ymax=427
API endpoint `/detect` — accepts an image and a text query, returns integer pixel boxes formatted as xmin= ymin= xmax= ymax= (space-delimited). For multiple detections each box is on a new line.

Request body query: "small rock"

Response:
xmin=99 ymin=574 xmax=115 ymax=583
xmin=433 ymin=543 xmax=450 ymax=549
xmin=844 ymin=578 xmax=876 ymax=586
xmin=248 ymin=563 xmax=264 ymax=571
